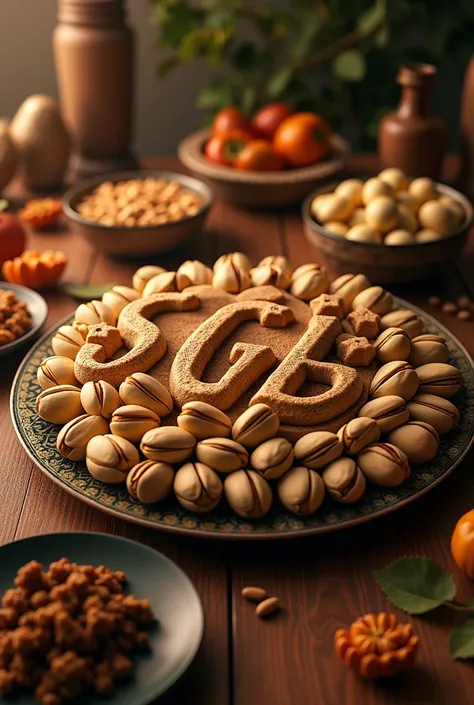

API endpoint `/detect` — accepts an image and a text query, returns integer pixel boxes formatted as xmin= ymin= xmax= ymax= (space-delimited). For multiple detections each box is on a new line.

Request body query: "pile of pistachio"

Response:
xmin=310 ymin=168 xmax=466 ymax=245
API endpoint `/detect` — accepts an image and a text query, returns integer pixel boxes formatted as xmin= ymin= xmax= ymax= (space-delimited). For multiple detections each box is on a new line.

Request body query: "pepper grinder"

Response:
xmin=53 ymin=0 xmax=137 ymax=182
xmin=378 ymin=64 xmax=446 ymax=179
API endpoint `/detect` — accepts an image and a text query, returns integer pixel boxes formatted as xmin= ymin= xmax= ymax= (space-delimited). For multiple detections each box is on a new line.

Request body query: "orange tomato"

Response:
xmin=211 ymin=107 xmax=252 ymax=135
xmin=235 ymin=139 xmax=284 ymax=171
xmin=451 ymin=509 xmax=474 ymax=578
xmin=251 ymin=103 xmax=293 ymax=140
xmin=273 ymin=112 xmax=331 ymax=168
xmin=0 ymin=213 xmax=26 ymax=262
xmin=204 ymin=130 xmax=252 ymax=167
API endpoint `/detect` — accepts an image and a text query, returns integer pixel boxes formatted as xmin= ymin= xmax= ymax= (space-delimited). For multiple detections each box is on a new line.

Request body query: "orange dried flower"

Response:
xmin=334 ymin=613 xmax=419 ymax=679
xmin=19 ymin=198 xmax=62 ymax=228
xmin=2 ymin=249 xmax=67 ymax=289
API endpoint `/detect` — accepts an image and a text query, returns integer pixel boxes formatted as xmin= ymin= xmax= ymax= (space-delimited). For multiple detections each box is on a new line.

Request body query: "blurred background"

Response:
xmin=2 ymin=0 xmax=474 ymax=156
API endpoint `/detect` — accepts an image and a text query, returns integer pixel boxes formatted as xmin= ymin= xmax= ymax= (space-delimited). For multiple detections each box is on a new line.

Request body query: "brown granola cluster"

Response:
xmin=0 ymin=290 xmax=32 ymax=345
xmin=0 ymin=558 xmax=156 ymax=705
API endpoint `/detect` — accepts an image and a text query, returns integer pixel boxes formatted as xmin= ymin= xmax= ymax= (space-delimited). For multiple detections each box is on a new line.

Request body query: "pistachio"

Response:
xmin=255 ymin=597 xmax=280 ymax=618
xmin=75 ymin=300 xmax=116 ymax=326
xmin=408 ymin=334 xmax=449 ymax=368
xmin=380 ymin=309 xmax=423 ymax=340
xmin=290 ymin=263 xmax=329 ymax=300
xmin=140 ymin=427 xmax=196 ymax=464
xmin=241 ymin=586 xmax=268 ymax=602
xmin=86 ymin=434 xmax=139 ymax=483
xmin=322 ymin=458 xmax=366 ymax=503
xmin=37 ymin=356 xmax=79 ymax=390
xmin=57 ymin=414 xmax=109 ymax=461
xmin=277 ymin=466 xmax=325 ymax=515
xmin=214 ymin=252 xmax=252 ymax=273
xmin=176 ymin=260 xmax=213 ymax=287
xmin=293 ymin=431 xmax=342 ymax=469
xmin=250 ymin=265 xmax=290 ymax=289
xmin=250 ymin=438 xmax=294 ymax=480
xmin=407 ymin=393 xmax=459 ymax=435
xmin=352 ymin=286 xmax=393 ymax=316
xmin=127 ymin=460 xmax=175 ymax=504
xmin=177 ymin=401 xmax=231 ymax=440
xmin=258 ymin=255 xmax=292 ymax=279
xmin=232 ymin=403 xmax=279 ymax=448
xmin=174 ymin=462 xmax=223 ymax=512
xmin=369 ymin=361 xmax=419 ymax=401
xmin=51 ymin=325 xmax=85 ymax=360
xmin=358 ymin=395 xmax=409 ymax=434
xmin=387 ymin=421 xmax=439 ymax=464
xmin=374 ymin=327 xmax=411 ymax=364
xmin=196 ymin=437 xmax=248 ymax=473
xmin=80 ymin=380 xmax=120 ymax=419
xmin=102 ymin=285 xmax=139 ymax=319
xmin=143 ymin=271 xmax=189 ymax=297
xmin=329 ymin=273 xmax=371 ymax=312
xmin=415 ymin=362 xmax=461 ymax=398
xmin=132 ymin=265 xmax=167 ymax=293
xmin=212 ymin=261 xmax=250 ymax=293
xmin=35 ymin=385 xmax=84 ymax=424
xmin=110 ymin=404 xmax=160 ymax=443
xmin=119 ymin=372 xmax=173 ymax=417
xmin=337 ymin=417 xmax=380 ymax=455
xmin=357 ymin=443 xmax=410 ymax=487
xmin=224 ymin=469 xmax=272 ymax=519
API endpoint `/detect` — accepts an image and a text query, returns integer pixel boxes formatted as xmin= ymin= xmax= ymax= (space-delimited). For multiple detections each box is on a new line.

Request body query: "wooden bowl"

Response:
xmin=178 ymin=128 xmax=349 ymax=209
xmin=302 ymin=181 xmax=473 ymax=284
xmin=63 ymin=170 xmax=213 ymax=257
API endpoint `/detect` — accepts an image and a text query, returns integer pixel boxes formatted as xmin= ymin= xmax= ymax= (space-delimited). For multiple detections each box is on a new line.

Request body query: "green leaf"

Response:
xmin=449 ymin=620 xmax=474 ymax=660
xmin=61 ymin=283 xmax=117 ymax=301
xmin=196 ymin=81 xmax=233 ymax=110
xmin=267 ymin=65 xmax=294 ymax=99
xmin=375 ymin=23 xmax=390 ymax=48
xmin=357 ymin=0 xmax=387 ymax=36
xmin=0 ymin=199 xmax=9 ymax=212
xmin=332 ymin=50 xmax=367 ymax=82
xmin=156 ymin=56 xmax=181 ymax=78
xmin=374 ymin=557 xmax=456 ymax=614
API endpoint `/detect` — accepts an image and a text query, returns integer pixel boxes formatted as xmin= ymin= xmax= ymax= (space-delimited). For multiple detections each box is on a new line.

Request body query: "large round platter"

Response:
xmin=11 ymin=299 xmax=474 ymax=540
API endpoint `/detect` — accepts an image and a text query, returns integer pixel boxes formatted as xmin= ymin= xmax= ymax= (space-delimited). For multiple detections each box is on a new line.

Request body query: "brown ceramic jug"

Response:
xmin=458 ymin=54 xmax=474 ymax=196
xmin=378 ymin=64 xmax=446 ymax=179
xmin=53 ymin=0 xmax=137 ymax=182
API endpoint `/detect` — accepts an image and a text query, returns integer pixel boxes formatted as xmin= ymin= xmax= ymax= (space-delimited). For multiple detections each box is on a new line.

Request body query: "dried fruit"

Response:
xmin=334 ymin=613 xmax=419 ymax=679
xmin=18 ymin=198 xmax=62 ymax=228
xmin=2 ymin=249 xmax=67 ymax=288
xmin=451 ymin=509 xmax=474 ymax=579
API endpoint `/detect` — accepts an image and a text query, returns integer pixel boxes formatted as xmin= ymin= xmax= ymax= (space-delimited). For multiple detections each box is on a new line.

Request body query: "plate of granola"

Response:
xmin=0 ymin=283 xmax=47 ymax=358
xmin=0 ymin=532 xmax=204 ymax=704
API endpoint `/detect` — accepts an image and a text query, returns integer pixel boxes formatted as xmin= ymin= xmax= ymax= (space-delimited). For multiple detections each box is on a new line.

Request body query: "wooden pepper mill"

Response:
xmin=378 ymin=64 xmax=446 ymax=179
xmin=53 ymin=0 xmax=137 ymax=182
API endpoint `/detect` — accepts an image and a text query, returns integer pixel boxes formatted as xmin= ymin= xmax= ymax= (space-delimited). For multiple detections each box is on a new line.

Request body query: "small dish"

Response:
xmin=0 ymin=282 xmax=48 ymax=357
xmin=302 ymin=180 xmax=473 ymax=283
xmin=0 ymin=532 xmax=204 ymax=704
xmin=178 ymin=128 xmax=350 ymax=209
xmin=63 ymin=170 xmax=214 ymax=258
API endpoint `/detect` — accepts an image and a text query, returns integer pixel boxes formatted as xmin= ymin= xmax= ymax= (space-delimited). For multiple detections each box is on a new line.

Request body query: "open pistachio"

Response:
xmin=293 ymin=431 xmax=342 ymax=469
xmin=357 ymin=443 xmax=410 ymax=487
xmin=141 ymin=427 xmax=196 ymax=464
xmin=119 ymin=372 xmax=173 ymax=417
xmin=80 ymin=380 xmax=120 ymax=419
xmin=212 ymin=261 xmax=250 ymax=293
xmin=329 ymin=273 xmax=371 ymax=312
xmin=380 ymin=309 xmax=423 ymax=340
xmin=250 ymin=437 xmax=293 ymax=480
xmin=337 ymin=417 xmax=380 ymax=455
xmin=102 ymin=285 xmax=139 ymax=319
xmin=277 ymin=466 xmax=325 ymax=515
xmin=196 ymin=437 xmax=248 ymax=473
xmin=250 ymin=265 xmax=290 ymax=289
xmin=174 ymin=462 xmax=223 ymax=512
xmin=232 ymin=404 xmax=279 ymax=448
xmin=177 ymin=260 xmax=213 ymax=287
xmin=35 ymin=385 xmax=84 ymax=425
xmin=322 ymin=458 xmax=366 ymax=503
xmin=132 ymin=265 xmax=167 ymax=293
xmin=352 ymin=286 xmax=393 ymax=316
xmin=408 ymin=334 xmax=449 ymax=367
xmin=51 ymin=325 xmax=85 ymax=360
xmin=290 ymin=263 xmax=329 ymax=300
xmin=110 ymin=404 xmax=160 ymax=443
xmin=177 ymin=401 xmax=231 ymax=440
xmin=127 ymin=460 xmax=175 ymax=504
xmin=224 ymin=469 xmax=272 ymax=519
xmin=258 ymin=255 xmax=292 ymax=280
xmin=369 ymin=360 xmax=419 ymax=401
xmin=37 ymin=356 xmax=79 ymax=390
xmin=57 ymin=414 xmax=109 ymax=461
xmin=407 ymin=393 xmax=459 ymax=435
xmin=75 ymin=300 xmax=116 ymax=326
xmin=358 ymin=395 xmax=409 ymax=434
xmin=214 ymin=252 xmax=252 ymax=273
xmin=374 ymin=327 xmax=411 ymax=364
xmin=416 ymin=362 xmax=461 ymax=398
xmin=86 ymin=434 xmax=139 ymax=483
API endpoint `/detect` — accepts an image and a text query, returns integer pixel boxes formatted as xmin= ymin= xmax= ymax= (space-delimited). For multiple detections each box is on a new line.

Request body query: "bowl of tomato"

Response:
xmin=178 ymin=104 xmax=349 ymax=209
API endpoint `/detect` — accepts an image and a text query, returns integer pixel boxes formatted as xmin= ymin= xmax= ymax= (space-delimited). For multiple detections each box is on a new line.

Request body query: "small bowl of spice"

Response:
xmin=63 ymin=171 xmax=214 ymax=257
xmin=0 ymin=282 xmax=48 ymax=357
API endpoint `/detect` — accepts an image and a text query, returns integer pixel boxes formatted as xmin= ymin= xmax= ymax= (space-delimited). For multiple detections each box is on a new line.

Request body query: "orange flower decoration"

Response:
xmin=334 ymin=613 xmax=419 ymax=679
xmin=19 ymin=198 xmax=62 ymax=228
xmin=2 ymin=249 xmax=67 ymax=289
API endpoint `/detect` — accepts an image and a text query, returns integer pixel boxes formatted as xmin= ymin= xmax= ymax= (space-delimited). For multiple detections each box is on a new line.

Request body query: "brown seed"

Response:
xmin=457 ymin=295 xmax=471 ymax=310
xmin=428 ymin=296 xmax=441 ymax=307
xmin=255 ymin=596 xmax=280 ymax=618
xmin=241 ymin=586 xmax=268 ymax=602
xmin=441 ymin=302 xmax=457 ymax=314
xmin=457 ymin=309 xmax=472 ymax=321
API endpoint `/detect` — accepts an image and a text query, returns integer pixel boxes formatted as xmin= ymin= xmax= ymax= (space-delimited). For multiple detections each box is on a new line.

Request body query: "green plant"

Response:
xmin=150 ymin=0 xmax=474 ymax=148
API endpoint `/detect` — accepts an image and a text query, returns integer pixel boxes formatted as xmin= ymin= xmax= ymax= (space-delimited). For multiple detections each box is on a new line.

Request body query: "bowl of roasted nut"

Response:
xmin=302 ymin=168 xmax=473 ymax=283
xmin=63 ymin=171 xmax=214 ymax=257
xmin=0 ymin=282 xmax=48 ymax=357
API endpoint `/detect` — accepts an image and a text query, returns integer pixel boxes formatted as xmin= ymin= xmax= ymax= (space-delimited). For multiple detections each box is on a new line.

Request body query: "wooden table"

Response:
xmin=3 ymin=155 xmax=474 ymax=705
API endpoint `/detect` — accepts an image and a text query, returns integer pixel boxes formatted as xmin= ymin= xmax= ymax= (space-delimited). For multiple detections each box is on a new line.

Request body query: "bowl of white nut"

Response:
xmin=302 ymin=168 xmax=473 ymax=284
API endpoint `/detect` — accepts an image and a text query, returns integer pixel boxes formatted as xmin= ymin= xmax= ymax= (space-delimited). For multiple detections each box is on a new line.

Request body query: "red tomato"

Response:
xmin=273 ymin=112 xmax=332 ymax=168
xmin=211 ymin=107 xmax=252 ymax=135
xmin=0 ymin=213 xmax=26 ymax=262
xmin=235 ymin=139 xmax=284 ymax=171
xmin=251 ymin=103 xmax=293 ymax=140
xmin=204 ymin=129 xmax=252 ymax=167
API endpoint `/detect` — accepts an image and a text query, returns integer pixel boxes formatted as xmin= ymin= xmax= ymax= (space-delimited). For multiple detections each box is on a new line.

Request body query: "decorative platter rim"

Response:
xmin=10 ymin=297 xmax=474 ymax=541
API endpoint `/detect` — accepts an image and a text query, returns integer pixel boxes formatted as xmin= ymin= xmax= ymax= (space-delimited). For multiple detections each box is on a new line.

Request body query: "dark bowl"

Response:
xmin=63 ymin=170 xmax=214 ymax=257
xmin=302 ymin=181 xmax=473 ymax=283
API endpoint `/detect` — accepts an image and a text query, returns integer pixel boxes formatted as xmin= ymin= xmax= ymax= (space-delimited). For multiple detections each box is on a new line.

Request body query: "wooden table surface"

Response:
xmin=3 ymin=154 xmax=474 ymax=705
